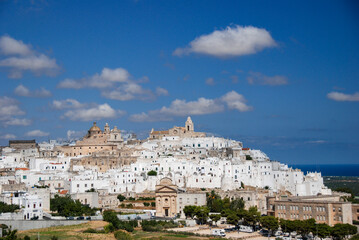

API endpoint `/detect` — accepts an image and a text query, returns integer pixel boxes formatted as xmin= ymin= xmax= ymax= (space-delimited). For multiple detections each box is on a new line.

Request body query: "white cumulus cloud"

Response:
xmin=25 ymin=130 xmax=50 ymax=137
xmin=63 ymin=103 xmax=125 ymax=121
xmin=327 ymin=92 xmax=359 ymax=102
xmin=0 ymin=36 xmax=32 ymax=56
xmin=58 ymin=67 xmax=158 ymax=101
xmin=130 ymin=91 xmax=251 ymax=122
xmin=221 ymin=91 xmax=253 ymax=112
xmin=247 ymin=72 xmax=288 ymax=86
xmin=0 ymin=35 xmax=60 ymax=78
xmin=173 ymin=25 xmax=277 ymax=58
xmin=14 ymin=84 xmax=52 ymax=97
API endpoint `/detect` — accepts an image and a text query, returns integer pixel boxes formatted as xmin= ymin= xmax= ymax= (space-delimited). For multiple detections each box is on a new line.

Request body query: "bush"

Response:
xmin=126 ymin=204 xmax=133 ymax=208
xmin=0 ymin=201 xmax=20 ymax=213
xmin=83 ymin=228 xmax=97 ymax=233
xmin=104 ymin=223 xmax=115 ymax=233
xmin=102 ymin=210 xmax=135 ymax=232
xmin=114 ymin=230 xmax=133 ymax=240
xmin=117 ymin=194 xmax=126 ymax=202
xmin=143 ymin=202 xmax=150 ymax=207
xmin=147 ymin=170 xmax=157 ymax=176
xmin=141 ymin=220 xmax=178 ymax=232
xmin=127 ymin=197 xmax=135 ymax=201
xmin=151 ymin=202 xmax=155 ymax=207
xmin=24 ymin=236 xmax=31 ymax=240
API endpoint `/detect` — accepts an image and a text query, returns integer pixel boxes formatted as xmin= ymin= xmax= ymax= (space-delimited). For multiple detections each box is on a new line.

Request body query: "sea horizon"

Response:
xmin=289 ymin=164 xmax=359 ymax=177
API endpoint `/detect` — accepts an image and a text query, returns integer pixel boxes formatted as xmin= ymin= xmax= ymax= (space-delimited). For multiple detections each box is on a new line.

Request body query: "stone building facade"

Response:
xmin=155 ymin=178 xmax=178 ymax=218
xmin=267 ymin=195 xmax=353 ymax=226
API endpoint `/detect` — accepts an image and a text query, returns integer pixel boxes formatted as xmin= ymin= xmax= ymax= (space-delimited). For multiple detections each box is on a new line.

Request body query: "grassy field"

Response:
xmin=17 ymin=221 xmax=219 ymax=240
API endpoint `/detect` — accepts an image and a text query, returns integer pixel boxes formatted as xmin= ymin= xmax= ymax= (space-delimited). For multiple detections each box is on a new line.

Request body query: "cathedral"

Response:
xmin=149 ymin=116 xmax=206 ymax=139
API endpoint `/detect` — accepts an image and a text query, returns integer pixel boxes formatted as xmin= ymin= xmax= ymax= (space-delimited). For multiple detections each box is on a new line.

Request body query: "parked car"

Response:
xmin=86 ymin=216 xmax=91 ymax=220
xmin=67 ymin=216 xmax=74 ymax=220
xmin=212 ymin=229 xmax=226 ymax=237
xmin=239 ymin=225 xmax=254 ymax=233
xmin=77 ymin=216 xmax=84 ymax=220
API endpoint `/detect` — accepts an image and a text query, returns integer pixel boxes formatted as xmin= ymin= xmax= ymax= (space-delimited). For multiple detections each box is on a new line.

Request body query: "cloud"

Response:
xmin=57 ymin=67 xmax=157 ymax=101
xmin=156 ymin=87 xmax=169 ymax=96
xmin=0 ymin=35 xmax=60 ymax=78
xmin=205 ymin=78 xmax=215 ymax=86
xmin=306 ymin=140 xmax=327 ymax=144
xmin=102 ymin=82 xmax=155 ymax=101
xmin=247 ymin=72 xmax=288 ymax=85
xmin=173 ymin=25 xmax=277 ymax=58
xmin=130 ymin=91 xmax=251 ymax=122
xmin=14 ymin=84 xmax=52 ymax=97
xmin=221 ymin=91 xmax=253 ymax=112
xmin=327 ymin=92 xmax=359 ymax=102
xmin=0 ymin=96 xmax=25 ymax=121
xmin=67 ymin=130 xmax=85 ymax=140
xmin=0 ymin=36 xmax=32 ymax=56
xmin=25 ymin=130 xmax=49 ymax=137
xmin=4 ymin=118 xmax=32 ymax=126
xmin=0 ymin=134 xmax=16 ymax=139
xmin=62 ymin=103 xmax=125 ymax=121
xmin=51 ymin=99 xmax=85 ymax=110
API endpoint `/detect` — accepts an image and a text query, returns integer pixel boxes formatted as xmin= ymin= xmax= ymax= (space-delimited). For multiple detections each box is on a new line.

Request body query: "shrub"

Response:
xmin=147 ymin=170 xmax=157 ymax=176
xmin=143 ymin=202 xmax=150 ymax=206
xmin=83 ymin=228 xmax=97 ymax=233
xmin=117 ymin=194 xmax=126 ymax=202
xmin=151 ymin=202 xmax=155 ymax=207
xmin=104 ymin=223 xmax=115 ymax=233
xmin=141 ymin=220 xmax=178 ymax=232
xmin=24 ymin=236 xmax=31 ymax=240
xmin=114 ymin=230 xmax=133 ymax=240
xmin=126 ymin=204 xmax=133 ymax=208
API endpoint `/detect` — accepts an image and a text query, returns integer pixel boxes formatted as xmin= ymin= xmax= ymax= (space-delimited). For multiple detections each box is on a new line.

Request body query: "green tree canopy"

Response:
xmin=260 ymin=216 xmax=279 ymax=232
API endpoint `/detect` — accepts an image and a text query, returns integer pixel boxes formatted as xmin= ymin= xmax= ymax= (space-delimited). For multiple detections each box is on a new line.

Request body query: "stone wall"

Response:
xmin=0 ymin=220 xmax=88 ymax=231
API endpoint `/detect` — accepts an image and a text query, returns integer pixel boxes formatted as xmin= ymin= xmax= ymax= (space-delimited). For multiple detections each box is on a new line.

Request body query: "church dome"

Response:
xmin=89 ymin=122 xmax=101 ymax=132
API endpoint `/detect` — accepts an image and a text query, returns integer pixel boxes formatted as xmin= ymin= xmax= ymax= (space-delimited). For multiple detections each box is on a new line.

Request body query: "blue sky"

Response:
xmin=0 ymin=0 xmax=359 ymax=164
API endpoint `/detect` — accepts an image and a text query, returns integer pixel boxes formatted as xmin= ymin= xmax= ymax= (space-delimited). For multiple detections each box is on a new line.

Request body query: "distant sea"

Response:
xmin=289 ymin=164 xmax=359 ymax=177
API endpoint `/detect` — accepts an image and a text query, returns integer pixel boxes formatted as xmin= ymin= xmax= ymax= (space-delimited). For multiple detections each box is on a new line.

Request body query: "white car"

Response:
xmin=212 ymin=229 xmax=226 ymax=237
xmin=239 ymin=225 xmax=254 ymax=233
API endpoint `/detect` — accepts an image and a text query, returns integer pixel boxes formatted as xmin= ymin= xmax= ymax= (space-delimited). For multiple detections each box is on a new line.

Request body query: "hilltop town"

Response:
xmin=0 ymin=117 xmax=357 ymax=232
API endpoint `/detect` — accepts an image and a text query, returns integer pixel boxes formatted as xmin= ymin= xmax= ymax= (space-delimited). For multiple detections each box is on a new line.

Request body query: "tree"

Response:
xmin=230 ymin=198 xmax=245 ymax=211
xmin=243 ymin=206 xmax=261 ymax=227
xmin=194 ymin=206 xmax=209 ymax=224
xmin=227 ymin=213 xmax=239 ymax=225
xmin=183 ymin=205 xmax=196 ymax=219
xmin=246 ymin=155 xmax=252 ymax=160
xmin=0 ymin=202 xmax=19 ymax=214
xmin=331 ymin=223 xmax=357 ymax=240
xmin=50 ymin=195 xmax=96 ymax=217
xmin=117 ymin=194 xmax=126 ymax=202
xmin=207 ymin=190 xmax=221 ymax=212
xmin=295 ymin=219 xmax=316 ymax=237
xmin=316 ymin=223 xmax=331 ymax=239
xmin=147 ymin=170 xmax=157 ymax=176
xmin=209 ymin=214 xmax=221 ymax=225
xmin=260 ymin=216 xmax=279 ymax=232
